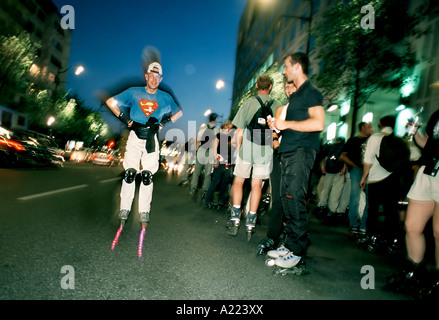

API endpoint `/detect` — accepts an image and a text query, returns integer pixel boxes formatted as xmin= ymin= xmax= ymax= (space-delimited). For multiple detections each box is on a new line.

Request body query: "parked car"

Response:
xmin=91 ymin=149 xmax=122 ymax=166
xmin=0 ymin=127 xmax=26 ymax=167
xmin=0 ymin=128 xmax=63 ymax=167
xmin=70 ymin=149 xmax=87 ymax=162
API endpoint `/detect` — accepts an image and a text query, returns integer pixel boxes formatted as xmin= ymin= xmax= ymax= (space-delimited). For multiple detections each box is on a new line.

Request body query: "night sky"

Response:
xmin=52 ymin=0 xmax=247 ymax=141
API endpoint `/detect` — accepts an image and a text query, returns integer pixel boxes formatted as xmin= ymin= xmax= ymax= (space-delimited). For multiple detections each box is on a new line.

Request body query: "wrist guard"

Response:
xmin=118 ymin=112 xmax=131 ymax=126
xmin=159 ymin=116 xmax=172 ymax=127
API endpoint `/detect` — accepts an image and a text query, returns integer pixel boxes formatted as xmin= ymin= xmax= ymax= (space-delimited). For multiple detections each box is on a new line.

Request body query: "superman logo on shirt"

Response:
xmin=139 ymin=100 xmax=159 ymax=118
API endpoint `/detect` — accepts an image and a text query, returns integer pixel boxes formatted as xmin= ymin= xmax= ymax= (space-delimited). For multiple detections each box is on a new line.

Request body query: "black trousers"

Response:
xmin=204 ymin=164 xmax=233 ymax=205
xmin=266 ymin=155 xmax=284 ymax=240
xmin=366 ymin=173 xmax=401 ymax=241
xmin=280 ymin=147 xmax=316 ymax=257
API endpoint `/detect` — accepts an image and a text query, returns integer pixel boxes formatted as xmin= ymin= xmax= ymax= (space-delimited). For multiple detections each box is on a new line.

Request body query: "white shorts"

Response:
xmin=407 ymin=165 xmax=439 ymax=202
xmin=233 ymin=155 xmax=272 ymax=180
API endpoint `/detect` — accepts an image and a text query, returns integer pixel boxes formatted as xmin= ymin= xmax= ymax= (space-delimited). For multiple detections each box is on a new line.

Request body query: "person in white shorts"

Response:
xmin=399 ymin=109 xmax=439 ymax=297
xmin=227 ymin=74 xmax=281 ymax=237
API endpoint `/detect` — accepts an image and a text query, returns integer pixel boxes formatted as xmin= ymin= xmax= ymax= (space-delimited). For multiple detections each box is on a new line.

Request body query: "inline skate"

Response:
xmin=227 ymin=207 xmax=242 ymax=236
xmin=265 ymin=246 xmax=308 ymax=276
xmin=257 ymin=237 xmax=276 ymax=255
xmin=245 ymin=213 xmax=257 ymax=241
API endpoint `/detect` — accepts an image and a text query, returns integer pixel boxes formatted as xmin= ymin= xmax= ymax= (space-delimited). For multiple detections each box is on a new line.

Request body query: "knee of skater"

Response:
xmin=124 ymin=168 xmax=137 ymax=184
xmin=141 ymin=170 xmax=153 ymax=186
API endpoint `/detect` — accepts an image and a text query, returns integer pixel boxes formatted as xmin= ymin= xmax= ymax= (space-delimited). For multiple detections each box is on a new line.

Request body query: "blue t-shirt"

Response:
xmin=113 ymin=87 xmax=180 ymax=124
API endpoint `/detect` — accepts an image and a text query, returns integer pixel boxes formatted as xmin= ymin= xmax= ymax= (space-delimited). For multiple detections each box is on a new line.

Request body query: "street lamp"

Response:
xmin=74 ymin=65 xmax=85 ymax=76
xmin=56 ymin=65 xmax=85 ymax=91
xmin=216 ymin=79 xmax=226 ymax=90
xmin=47 ymin=116 xmax=55 ymax=126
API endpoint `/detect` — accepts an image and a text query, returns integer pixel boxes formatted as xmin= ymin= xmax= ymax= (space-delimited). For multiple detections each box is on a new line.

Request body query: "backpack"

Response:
xmin=376 ymin=134 xmax=410 ymax=173
xmin=246 ymin=96 xmax=274 ymax=146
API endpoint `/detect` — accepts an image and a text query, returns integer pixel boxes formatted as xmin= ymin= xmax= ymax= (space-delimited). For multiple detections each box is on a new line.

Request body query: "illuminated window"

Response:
xmin=362 ymin=112 xmax=373 ymax=123
xmin=327 ymin=122 xmax=336 ymax=141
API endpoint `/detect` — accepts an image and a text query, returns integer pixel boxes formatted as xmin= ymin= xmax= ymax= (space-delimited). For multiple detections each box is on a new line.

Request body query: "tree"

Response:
xmin=0 ymin=32 xmax=39 ymax=107
xmin=314 ymin=0 xmax=428 ymax=136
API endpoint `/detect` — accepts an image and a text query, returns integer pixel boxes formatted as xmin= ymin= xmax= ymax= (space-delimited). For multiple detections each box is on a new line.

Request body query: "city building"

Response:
xmin=232 ymin=0 xmax=438 ymax=141
xmin=0 ymin=0 xmax=71 ymax=111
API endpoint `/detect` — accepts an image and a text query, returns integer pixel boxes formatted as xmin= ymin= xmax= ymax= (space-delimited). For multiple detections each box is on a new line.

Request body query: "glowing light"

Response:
xmin=327 ymin=104 xmax=338 ymax=112
xmin=74 ymin=66 xmax=85 ymax=76
xmin=0 ymin=139 xmax=25 ymax=151
xmin=395 ymin=104 xmax=406 ymax=111
xmin=362 ymin=112 xmax=373 ymax=123
xmin=327 ymin=122 xmax=337 ymax=141
xmin=400 ymin=77 xmax=416 ymax=98
xmin=47 ymin=116 xmax=55 ymax=126
xmin=111 ymin=224 xmax=124 ymax=250
xmin=204 ymin=109 xmax=212 ymax=117
xmin=216 ymin=79 xmax=225 ymax=90
xmin=138 ymin=224 xmax=147 ymax=259
xmin=340 ymin=101 xmax=350 ymax=116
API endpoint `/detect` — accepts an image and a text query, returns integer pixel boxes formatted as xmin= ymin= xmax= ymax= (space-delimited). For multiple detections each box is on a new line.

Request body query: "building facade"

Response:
xmin=0 ymin=0 xmax=71 ymax=103
xmin=232 ymin=0 xmax=438 ymax=142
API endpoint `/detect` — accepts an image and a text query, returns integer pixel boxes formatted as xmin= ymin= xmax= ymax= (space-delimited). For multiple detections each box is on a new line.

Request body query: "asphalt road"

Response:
xmin=0 ymin=161 xmax=408 ymax=304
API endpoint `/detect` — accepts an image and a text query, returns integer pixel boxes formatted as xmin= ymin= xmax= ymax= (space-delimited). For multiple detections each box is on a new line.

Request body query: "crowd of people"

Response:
xmin=175 ymin=64 xmax=438 ymax=299
xmin=104 ymin=47 xmax=438 ymax=299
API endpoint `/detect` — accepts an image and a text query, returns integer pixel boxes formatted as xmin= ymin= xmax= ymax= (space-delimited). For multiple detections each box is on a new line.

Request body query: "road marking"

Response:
xmin=99 ymin=178 xmax=121 ymax=184
xmin=17 ymin=184 xmax=89 ymax=201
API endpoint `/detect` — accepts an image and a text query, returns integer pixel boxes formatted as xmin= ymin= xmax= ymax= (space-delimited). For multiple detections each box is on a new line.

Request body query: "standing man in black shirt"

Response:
xmin=267 ymin=52 xmax=325 ymax=273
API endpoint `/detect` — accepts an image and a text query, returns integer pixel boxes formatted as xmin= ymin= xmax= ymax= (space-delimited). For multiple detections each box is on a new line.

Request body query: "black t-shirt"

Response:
xmin=422 ymin=109 xmax=439 ymax=164
xmin=342 ymin=136 xmax=369 ymax=169
xmin=278 ymin=80 xmax=324 ymax=153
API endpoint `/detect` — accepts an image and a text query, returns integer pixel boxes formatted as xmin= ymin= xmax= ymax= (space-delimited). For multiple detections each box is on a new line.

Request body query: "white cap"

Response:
xmin=147 ymin=62 xmax=162 ymax=76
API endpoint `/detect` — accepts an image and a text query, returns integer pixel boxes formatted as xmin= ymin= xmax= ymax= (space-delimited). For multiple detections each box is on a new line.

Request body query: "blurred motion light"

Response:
xmin=204 ymin=109 xmax=212 ymax=117
xmin=395 ymin=104 xmax=406 ymax=111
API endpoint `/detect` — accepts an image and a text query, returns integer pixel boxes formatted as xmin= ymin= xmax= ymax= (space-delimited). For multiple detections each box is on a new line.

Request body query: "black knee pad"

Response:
xmin=141 ymin=170 xmax=153 ymax=186
xmin=124 ymin=168 xmax=137 ymax=184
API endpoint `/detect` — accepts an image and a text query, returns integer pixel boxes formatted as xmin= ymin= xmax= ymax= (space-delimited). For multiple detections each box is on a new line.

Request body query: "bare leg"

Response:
xmin=405 ymin=200 xmax=435 ymax=264
xmin=249 ymin=178 xmax=263 ymax=213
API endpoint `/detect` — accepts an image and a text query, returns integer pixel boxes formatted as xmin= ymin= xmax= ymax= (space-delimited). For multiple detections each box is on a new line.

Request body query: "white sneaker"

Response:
xmin=275 ymin=251 xmax=301 ymax=269
xmin=267 ymin=245 xmax=290 ymax=259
